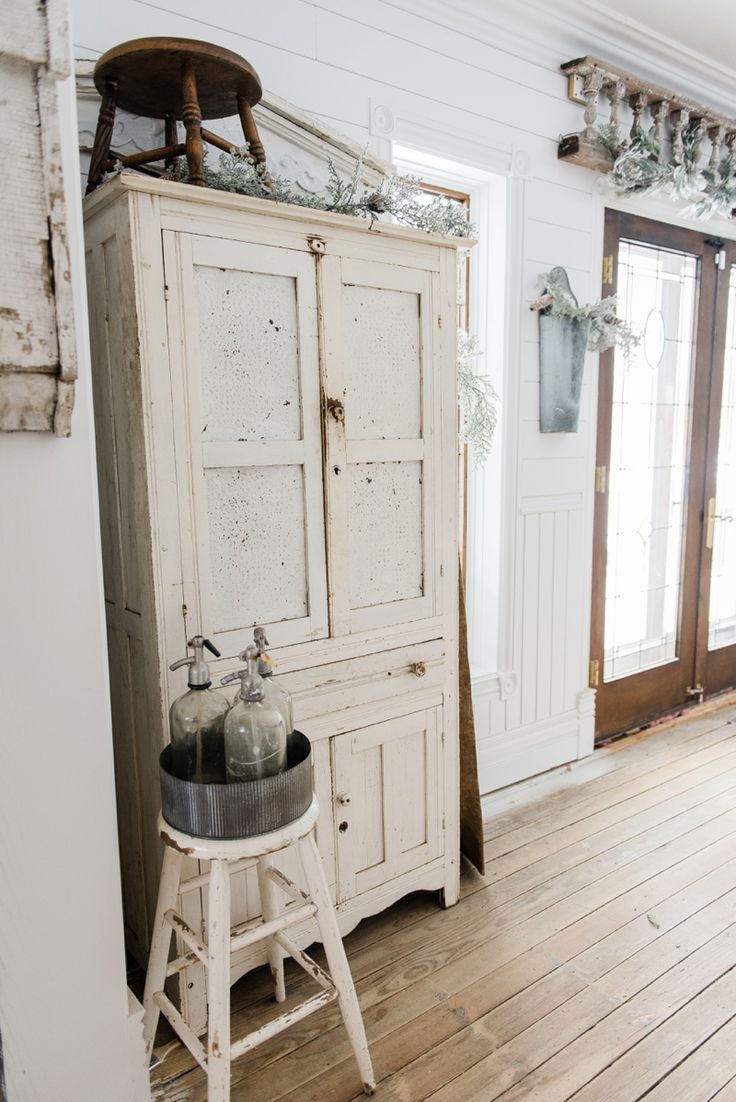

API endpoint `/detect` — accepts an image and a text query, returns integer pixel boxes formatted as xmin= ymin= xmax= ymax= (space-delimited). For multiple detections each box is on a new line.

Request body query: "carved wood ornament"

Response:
xmin=559 ymin=55 xmax=736 ymax=219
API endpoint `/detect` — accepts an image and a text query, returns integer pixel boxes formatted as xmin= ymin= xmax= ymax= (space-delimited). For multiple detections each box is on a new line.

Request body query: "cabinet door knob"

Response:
xmin=337 ymin=792 xmax=351 ymax=806
xmin=410 ymin=661 xmax=427 ymax=677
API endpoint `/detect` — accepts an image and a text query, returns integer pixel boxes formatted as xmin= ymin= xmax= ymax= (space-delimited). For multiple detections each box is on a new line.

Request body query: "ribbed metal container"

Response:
xmin=538 ymin=314 xmax=591 ymax=433
xmin=159 ymin=730 xmax=313 ymax=840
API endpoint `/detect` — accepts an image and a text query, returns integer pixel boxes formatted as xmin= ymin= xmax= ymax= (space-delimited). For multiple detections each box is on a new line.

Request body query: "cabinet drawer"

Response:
xmin=282 ymin=638 xmax=447 ymax=723
xmin=331 ymin=705 xmax=444 ymax=902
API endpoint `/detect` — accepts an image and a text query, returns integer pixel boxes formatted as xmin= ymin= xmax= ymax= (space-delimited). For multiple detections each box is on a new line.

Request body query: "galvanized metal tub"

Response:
xmin=538 ymin=314 xmax=591 ymax=433
xmin=159 ymin=730 xmax=313 ymax=840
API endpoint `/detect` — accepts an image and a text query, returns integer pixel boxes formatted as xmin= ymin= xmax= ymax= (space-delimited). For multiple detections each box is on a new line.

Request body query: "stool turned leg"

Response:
xmin=299 ymin=832 xmax=375 ymax=1095
xmin=164 ymin=112 xmax=178 ymax=170
xmin=237 ymin=97 xmax=267 ymax=166
xmin=142 ymin=846 xmax=184 ymax=1059
xmin=256 ymin=855 xmax=286 ymax=1002
xmin=181 ymin=57 xmax=205 ymax=186
xmin=207 ymin=859 xmax=232 ymax=1101
xmin=85 ymin=78 xmax=118 ymax=195
xmin=238 ymin=97 xmax=271 ymax=188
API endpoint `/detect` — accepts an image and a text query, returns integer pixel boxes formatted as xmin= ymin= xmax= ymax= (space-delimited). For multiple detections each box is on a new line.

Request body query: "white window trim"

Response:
xmin=392 ymin=144 xmax=507 ymax=678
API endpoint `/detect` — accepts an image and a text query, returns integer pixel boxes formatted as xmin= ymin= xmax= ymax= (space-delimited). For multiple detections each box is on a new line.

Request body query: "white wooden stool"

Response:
xmin=142 ymin=797 xmax=375 ymax=1100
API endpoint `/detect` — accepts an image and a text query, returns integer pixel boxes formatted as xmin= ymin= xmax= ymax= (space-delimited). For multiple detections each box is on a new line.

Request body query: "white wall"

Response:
xmin=68 ymin=0 xmax=736 ymax=797
xmin=0 ymin=65 xmax=137 ymax=1102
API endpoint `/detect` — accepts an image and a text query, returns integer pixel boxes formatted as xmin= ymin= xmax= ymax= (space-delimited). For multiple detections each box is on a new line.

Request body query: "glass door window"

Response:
xmin=590 ymin=211 xmax=735 ymax=740
xmin=604 ymin=242 xmax=698 ymax=682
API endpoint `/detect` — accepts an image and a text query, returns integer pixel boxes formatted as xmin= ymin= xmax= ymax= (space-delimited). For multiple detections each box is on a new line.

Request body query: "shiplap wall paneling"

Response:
xmin=73 ymin=0 xmax=609 ymax=802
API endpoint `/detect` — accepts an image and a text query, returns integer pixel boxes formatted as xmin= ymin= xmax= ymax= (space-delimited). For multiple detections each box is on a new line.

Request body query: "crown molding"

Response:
xmin=387 ymin=0 xmax=736 ymax=116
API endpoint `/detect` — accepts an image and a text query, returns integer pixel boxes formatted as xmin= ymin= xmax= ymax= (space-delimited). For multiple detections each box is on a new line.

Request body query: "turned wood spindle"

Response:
xmin=709 ymin=125 xmax=726 ymax=171
xmin=581 ymin=69 xmax=605 ymax=142
xmin=725 ymin=132 xmax=736 ymax=176
xmin=629 ymin=92 xmax=647 ymax=142
xmin=238 ymin=97 xmax=267 ymax=165
xmin=164 ymin=112 xmax=178 ymax=169
xmin=181 ymin=57 xmax=205 ymax=186
xmin=652 ymin=101 xmax=670 ymax=163
xmin=86 ymin=79 xmax=119 ymax=194
xmin=606 ymin=80 xmax=627 ymax=138
xmin=670 ymin=108 xmax=690 ymax=163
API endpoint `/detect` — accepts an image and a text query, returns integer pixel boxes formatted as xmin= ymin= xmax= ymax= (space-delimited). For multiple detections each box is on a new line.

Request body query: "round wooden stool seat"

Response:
xmin=93 ymin=37 xmax=263 ymax=120
xmin=85 ymin=36 xmax=269 ymax=195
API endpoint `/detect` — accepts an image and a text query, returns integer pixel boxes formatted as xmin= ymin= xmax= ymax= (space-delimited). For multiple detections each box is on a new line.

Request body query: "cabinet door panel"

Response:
xmin=332 ymin=706 xmax=443 ymax=901
xmin=321 ymin=255 xmax=440 ymax=635
xmin=163 ymin=233 xmax=328 ymax=655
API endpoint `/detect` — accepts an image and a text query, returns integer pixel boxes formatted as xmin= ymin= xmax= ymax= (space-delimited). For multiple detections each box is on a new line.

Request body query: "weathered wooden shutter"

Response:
xmin=1 ymin=0 xmax=76 ymax=435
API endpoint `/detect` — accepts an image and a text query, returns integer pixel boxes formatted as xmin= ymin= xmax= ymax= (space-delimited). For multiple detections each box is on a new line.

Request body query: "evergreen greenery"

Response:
xmin=457 ymin=332 xmax=499 ymax=465
xmin=538 ymin=268 xmax=640 ymax=356
xmin=162 ymin=147 xmax=475 ymax=237
xmin=593 ymin=120 xmax=735 ymax=220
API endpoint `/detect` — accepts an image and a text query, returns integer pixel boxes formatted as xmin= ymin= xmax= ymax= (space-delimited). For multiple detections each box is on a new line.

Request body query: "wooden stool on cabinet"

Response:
xmin=86 ymin=36 xmax=268 ymax=194
xmin=142 ymin=797 xmax=375 ymax=1101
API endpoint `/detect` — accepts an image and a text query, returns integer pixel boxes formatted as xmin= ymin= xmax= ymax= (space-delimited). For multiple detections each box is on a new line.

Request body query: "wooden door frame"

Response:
xmin=696 ymin=238 xmax=736 ymax=694
xmin=591 ymin=210 xmax=719 ymax=741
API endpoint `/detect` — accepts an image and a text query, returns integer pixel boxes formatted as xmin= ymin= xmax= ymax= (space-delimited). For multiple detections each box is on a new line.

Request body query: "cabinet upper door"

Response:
xmin=163 ymin=232 xmax=328 ymax=654
xmin=320 ymin=252 xmax=442 ymax=636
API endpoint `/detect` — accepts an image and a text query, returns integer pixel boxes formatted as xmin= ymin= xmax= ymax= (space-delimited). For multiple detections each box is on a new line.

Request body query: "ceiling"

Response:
xmin=602 ymin=0 xmax=736 ymax=74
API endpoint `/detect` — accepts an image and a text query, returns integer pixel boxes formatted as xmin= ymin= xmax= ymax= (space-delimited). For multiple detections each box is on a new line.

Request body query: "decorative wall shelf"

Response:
xmin=558 ymin=56 xmax=736 ymax=219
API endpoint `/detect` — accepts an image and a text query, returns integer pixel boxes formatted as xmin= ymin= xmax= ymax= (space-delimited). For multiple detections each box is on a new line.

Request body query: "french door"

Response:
xmin=591 ymin=211 xmax=736 ymax=740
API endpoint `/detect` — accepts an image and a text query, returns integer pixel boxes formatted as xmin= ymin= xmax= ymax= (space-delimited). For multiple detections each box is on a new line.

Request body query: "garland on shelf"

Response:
xmin=532 ymin=268 xmax=640 ymax=355
xmin=457 ymin=332 xmax=499 ymax=465
xmin=161 ymin=147 xmax=475 ymax=237
xmin=595 ymin=121 xmax=736 ymax=220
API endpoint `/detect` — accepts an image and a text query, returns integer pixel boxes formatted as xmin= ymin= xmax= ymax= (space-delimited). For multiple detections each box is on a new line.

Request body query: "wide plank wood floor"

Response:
xmin=151 ymin=699 xmax=736 ymax=1101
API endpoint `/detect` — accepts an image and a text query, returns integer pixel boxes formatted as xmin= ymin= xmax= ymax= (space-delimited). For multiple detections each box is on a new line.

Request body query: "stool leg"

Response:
xmin=181 ymin=57 xmax=205 ymax=186
xmin=86 ymin=78 xmax=118 ymax=195
xmin=237 ymin=97 xmax=268 ymax=167
xmin=142 ymin=846 xmax=184 ymax=1059
xmin=164 ymin=112 xmax=179 ymax=170
xmin=256 ymin=855 xmax=286 ymax=1003
xmin=207 ymin=859 xmax=231 ymax=1101
xmin=298 ymin=832 xmax=375 ymax=1095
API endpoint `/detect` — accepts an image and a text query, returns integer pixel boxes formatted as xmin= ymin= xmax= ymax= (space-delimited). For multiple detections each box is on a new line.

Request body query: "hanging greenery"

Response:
xmin=594 ymin=120 xmax=736 ymax=220
xmin=610 ymin=127 xmax=669 ymax=197
xmin=457 ymin=332 xmax=499 ymax=465
xmin=161 ymin=147 xmax=475 ymax=238
xmin=534 ymin=268 xmax=640 ymax=356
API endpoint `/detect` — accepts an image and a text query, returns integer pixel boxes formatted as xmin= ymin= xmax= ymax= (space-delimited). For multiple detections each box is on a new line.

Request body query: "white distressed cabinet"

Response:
xmin=84 ymin=174 xmax=462 ymax=1021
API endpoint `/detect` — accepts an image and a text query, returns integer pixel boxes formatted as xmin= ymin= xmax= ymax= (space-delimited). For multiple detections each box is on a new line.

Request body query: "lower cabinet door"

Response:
xmin=332 ymin=706 xmax=444 ymax=902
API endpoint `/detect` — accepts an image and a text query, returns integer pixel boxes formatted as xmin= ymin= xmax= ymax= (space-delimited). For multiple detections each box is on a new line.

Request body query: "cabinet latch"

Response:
xmin=325 ymin=396 xmax=345 ymax=423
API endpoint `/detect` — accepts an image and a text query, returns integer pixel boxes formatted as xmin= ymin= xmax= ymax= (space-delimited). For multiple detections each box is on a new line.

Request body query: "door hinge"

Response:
xmin=602 ymin=255 xmax=614 ymax=286
xmin=687 ymin=683 xmax=705 ymax=703
xmin=595 ymin=465 xmax=607 ymax=494
xmin=589 ymin=659 xmax=600 ymax=688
